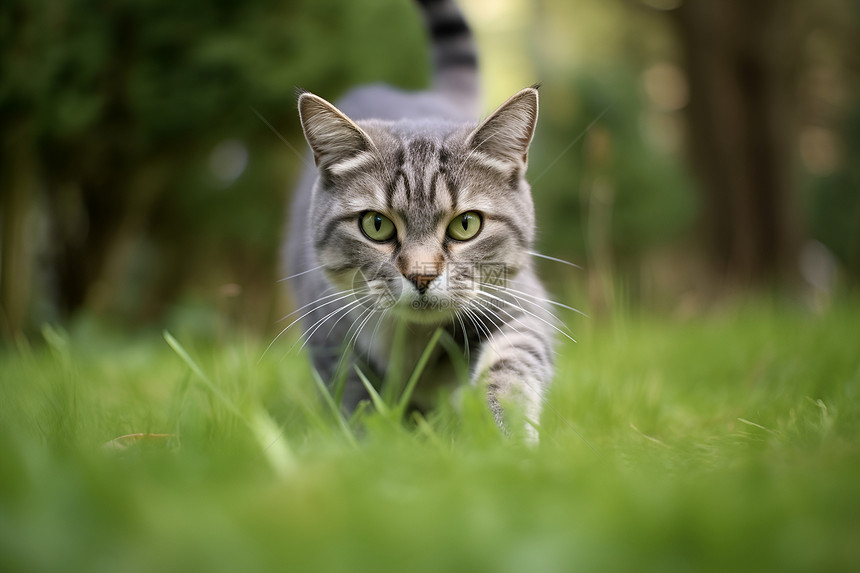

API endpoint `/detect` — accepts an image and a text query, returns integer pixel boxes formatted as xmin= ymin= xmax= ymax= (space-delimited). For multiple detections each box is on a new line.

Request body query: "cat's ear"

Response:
xmin=467 ymin=87 xmax=538 ymax=166
xmin=298 ymin=92 xmax=376 ymax=170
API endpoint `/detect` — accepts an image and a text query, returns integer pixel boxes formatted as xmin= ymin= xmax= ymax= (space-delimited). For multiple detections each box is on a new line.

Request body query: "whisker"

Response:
xmin=356 ymin=309 xmax=379 ymax=344
xmin=465 ymin=297 xmax=556 ymax=375
xmin=474 ymin=294 xmax=543 ymax=339
xmin=460 ymin=304 xmax=492 ymax=344
xmin=478 ymin=281 xmax=587 ymax=318
xmin=276 ymin=287 xmax=350 ymax=323
xmin=298 ymin=296 xmax=373 ymax=352
xmin=526 ymin=251 xmax=582 ymax=271
xmin=532 ymin=103 xmax=612 ymax=184
xmin=325 ymin=296 xmax=378 ymax=339
xmin=330 ymin=305 xmax=377 ymax=380
xmin=463 ymin=301 xmax=504 ymax=352
xmin=470 ymin=294 xmax=524 ymax=336
xmin=278 ymin=264 xmax=326 ymax=282
xmin=474 ymin=290 xmax=577 ymax=344
xmin=474 ymin=283 xmax=560 ymax=324
xmin=251 ymin=106 xmax=315 ymax=169
xmin=282 ymin=289 xmax=366 ymax=336
xmin=341 ymin=302 xmax=376 ymax=354
xmin=454 ymin=311 xmax=470 ymax=364
xmin=366 ymin=308 xmax=389 ymax=364
xmin=344 ymin=306 xmax=378 ymax=357
xmin=469 ymin=298 xmax=548 ymax=363
xmin=473 ymin=289 xmax=564 ymax=360
xmin=260 ymin=288 xmax=368 ymax=362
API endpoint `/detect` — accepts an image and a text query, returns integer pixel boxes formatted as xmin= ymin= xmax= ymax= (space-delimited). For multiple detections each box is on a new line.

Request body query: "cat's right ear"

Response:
xmin=466 ymin=87 xmax=538 ymax=167
xmin=298 ymin=92 xmax=377 ymax=170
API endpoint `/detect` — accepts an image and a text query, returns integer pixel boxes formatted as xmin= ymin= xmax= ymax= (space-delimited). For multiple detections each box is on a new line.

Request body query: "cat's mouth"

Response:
xmin=348 ymin=271 xmax=477 ymax=324
xmin=389 ymin=287 xmax=465 ymax=324
xmin=392 ymin=299 xmax=457 ymax=324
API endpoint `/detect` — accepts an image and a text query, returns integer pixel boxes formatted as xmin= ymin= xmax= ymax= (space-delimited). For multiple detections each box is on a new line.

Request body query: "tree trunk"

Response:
xmin=1 ymin=122 xmax=39 ymax=341
xmin=672 ymin=0 xmax=805 ymax=289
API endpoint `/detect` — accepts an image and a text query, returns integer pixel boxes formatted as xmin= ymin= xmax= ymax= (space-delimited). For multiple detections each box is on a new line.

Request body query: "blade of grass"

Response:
xmin=437 ymin=329 xmax=470 ymax=385
xmin=332 ymin=362 xmax=349 ymax=408
xmin=383 ymin=319 xmax=408 ymax=402
xmin=248 ymin=405 xmax=295 ymax=476
xmin=396 ymin=328 xmax=443 ymax=416
xmin=310 ymin=367 xmax=357 ymax=446
xmin=413 ymin=412 xmax=448 ymax=451
xmin=165 ymin=330 xmax=296 ymax=470
xmin=164 ymin=331 xmax=245 ymax=422
xmin=167 ymin=370 xmax=192 ymax=437
xmin=354 ymin=365 xmax=388 ymax=415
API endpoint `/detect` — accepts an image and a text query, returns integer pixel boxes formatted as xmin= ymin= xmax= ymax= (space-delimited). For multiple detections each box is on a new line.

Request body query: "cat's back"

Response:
xmin=335 ymin=83 xmax=474 ymax=124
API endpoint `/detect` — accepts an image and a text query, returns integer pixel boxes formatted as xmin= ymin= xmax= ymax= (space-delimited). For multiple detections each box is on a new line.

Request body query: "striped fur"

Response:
xmin=285 ymin=0 xmax=555 ymax=441
xmin=417 ymin=0 xmax=481 ymax=115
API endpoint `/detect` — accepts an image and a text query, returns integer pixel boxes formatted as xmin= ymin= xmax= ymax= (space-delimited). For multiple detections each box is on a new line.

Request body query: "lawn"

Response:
xmin=1 ymin=300 xmax=859 ymax=572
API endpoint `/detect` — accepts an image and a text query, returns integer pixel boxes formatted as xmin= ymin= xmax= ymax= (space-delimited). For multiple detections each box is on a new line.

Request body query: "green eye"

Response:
xmin=447 ymin=211 xmax=482 ymax=241
xmin=360 ymin=211 xmax=396 ymax=242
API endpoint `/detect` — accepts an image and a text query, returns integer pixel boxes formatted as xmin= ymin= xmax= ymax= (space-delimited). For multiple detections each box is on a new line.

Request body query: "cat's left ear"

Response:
xmin=298 ymin=92 xmax=377 ymax=171
xmin=467 ymin=87 xmax=538 ymax=167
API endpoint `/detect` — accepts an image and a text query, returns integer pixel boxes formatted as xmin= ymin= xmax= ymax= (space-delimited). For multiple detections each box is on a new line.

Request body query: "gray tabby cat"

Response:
xmin=285 ymin=0 xmax=557 ymax=439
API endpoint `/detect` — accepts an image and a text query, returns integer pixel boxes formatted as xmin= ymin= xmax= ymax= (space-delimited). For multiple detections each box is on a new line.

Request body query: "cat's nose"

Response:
xmin=407 ymin=273 xmax=439 ymax=295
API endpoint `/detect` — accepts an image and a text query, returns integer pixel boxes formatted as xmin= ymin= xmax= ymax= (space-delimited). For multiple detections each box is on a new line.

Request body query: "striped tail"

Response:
xmin=416 ymin=0 xmax=481 ymax=115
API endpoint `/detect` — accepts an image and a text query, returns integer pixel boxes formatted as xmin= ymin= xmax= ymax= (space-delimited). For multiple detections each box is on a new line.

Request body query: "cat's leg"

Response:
xmin=472 ymin=325 xmax=553 ymax=442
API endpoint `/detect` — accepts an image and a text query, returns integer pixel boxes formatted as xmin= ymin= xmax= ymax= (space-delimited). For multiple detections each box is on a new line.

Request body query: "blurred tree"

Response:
xmin=799 ymin=0 xmax=860 ymax=279
xmin=529 ymin=72 xmax=695 ymax=310
xmin=669 ymin=0 xmax=807 ymax=288
xmin=0 ymin=0 xmax=427 ymax=339
xmin=527 ymin=0 xmax=697 ymax=310
xmin=807 ymin=108 xmax=860 ymax=278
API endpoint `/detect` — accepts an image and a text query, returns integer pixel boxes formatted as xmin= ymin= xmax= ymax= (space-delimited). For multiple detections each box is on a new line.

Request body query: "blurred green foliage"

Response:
xmin=1 ymin=0 xmax=858 ymax=335
xmin=532 ymin=71 xmax=696 ymax=270
xmin=1 ymin=0 xmax=429 ymax=331
xmin=805 ymin=107 xmax=860 ymax=276
xmin=1 ymin=0 xmax=428 ymax=135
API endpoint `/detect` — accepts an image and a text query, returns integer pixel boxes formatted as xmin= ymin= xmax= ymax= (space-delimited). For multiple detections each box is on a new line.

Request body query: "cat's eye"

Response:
xmin=446 ymin=211 xmax=482 ymax=241
xmin=360 ymin=211 xmax=396 ymax=242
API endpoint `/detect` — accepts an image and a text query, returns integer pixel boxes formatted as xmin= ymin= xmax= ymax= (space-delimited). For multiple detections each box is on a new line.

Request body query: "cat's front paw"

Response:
xmin=483 ymin=374 xmax=543 ymax=444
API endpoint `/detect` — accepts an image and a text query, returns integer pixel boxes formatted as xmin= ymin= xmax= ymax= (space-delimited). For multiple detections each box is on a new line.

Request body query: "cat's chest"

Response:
xmin=358 ymin=319 xmax=466 ymax=407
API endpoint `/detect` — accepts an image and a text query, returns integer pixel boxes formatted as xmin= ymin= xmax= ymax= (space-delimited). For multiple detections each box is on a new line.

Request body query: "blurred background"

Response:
xmin=1 ymin=0 xmax=858 ymax=341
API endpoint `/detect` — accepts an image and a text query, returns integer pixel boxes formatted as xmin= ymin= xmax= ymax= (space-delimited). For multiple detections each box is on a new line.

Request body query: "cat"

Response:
xmin=284 ymin=0 xmax=558 ymax=440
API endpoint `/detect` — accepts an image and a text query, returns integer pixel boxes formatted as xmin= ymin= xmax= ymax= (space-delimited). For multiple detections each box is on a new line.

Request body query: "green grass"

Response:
xmin=2 ymin=301 xmax=860 ymax=572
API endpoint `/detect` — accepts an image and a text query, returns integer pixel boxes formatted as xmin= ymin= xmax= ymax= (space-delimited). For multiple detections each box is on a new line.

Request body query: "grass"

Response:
xmin=1 ymin=300 xmax=860 ymax=572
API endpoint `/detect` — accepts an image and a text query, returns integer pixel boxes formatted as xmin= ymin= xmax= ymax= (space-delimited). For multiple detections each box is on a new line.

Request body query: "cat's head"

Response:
xmin=297 ymin=88 xmax=538 ymax=325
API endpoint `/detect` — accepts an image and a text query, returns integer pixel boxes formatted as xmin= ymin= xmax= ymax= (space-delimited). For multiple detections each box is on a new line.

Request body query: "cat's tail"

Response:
xmin=416 ymin=0 xmax=481 ymax=115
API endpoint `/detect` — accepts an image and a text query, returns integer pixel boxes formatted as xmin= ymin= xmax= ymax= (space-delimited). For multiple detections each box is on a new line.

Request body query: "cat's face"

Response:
xmin=299 ymin=89 xmax=538 ymax=325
